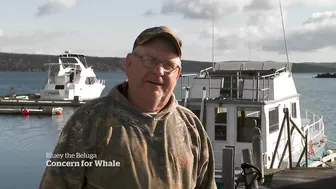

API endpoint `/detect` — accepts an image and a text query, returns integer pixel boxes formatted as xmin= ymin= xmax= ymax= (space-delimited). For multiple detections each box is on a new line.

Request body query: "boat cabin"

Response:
xmin=39 ymin=51 xmax=105 ymax=101
xmin=177 ymin=61 xmax=311 ymax=176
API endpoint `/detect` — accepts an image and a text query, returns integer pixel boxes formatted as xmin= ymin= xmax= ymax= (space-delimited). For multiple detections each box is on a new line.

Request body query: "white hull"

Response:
xmin=39 ymin=83 xmax=105 ymax=101
xmin=39 ymin=51 xmax=106 ymax=101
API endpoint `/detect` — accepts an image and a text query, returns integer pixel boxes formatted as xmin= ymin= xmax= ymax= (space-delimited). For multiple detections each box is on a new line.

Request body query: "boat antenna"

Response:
xmin=212 ymin=0 xmax=215 ymax=70
xmin=279 ymin=0 xmax=291 ymax=71
xmin=248 ymin=37 xmax=251 ymax=61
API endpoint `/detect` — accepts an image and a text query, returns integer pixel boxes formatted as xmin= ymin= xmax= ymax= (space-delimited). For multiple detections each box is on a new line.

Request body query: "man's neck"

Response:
xmin=123 ymin=89 xmax=169 ymax=114
xmin=128 ymin=92 xmax=167 ymax=113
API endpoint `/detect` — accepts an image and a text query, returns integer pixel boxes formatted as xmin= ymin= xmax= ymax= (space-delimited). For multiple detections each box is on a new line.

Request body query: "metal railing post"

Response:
xmin=256 ymin=73 xmax=259 ymax=101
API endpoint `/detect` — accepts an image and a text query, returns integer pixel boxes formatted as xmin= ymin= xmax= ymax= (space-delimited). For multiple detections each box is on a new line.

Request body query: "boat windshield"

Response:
xmin=60 ymin=57 xmax=78 ymax=64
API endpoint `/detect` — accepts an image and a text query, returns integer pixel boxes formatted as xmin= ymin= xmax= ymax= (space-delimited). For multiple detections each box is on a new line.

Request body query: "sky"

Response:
xmin=1 ymin=0 xmax=336 ymax=63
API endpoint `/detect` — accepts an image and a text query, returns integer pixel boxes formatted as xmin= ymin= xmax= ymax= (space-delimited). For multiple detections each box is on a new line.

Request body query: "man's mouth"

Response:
xmin=147 ymin=81 xmax=164 ymax=86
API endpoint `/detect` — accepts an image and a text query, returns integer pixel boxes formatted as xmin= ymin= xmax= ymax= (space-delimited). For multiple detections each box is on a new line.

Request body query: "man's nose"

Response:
xmin=152 ymin=62 xmax=165 ymax=76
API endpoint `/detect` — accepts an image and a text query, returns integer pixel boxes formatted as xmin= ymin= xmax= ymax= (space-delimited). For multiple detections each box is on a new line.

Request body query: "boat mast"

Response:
xmin=212 ymin=0 xmax=215 ymax=69
xmin=279 ymin=0 xmax=291 ymax=71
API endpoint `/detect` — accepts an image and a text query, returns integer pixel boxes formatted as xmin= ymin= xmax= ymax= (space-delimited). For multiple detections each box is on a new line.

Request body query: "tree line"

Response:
xmin=1 ymin=52 xmax=336 ymax=73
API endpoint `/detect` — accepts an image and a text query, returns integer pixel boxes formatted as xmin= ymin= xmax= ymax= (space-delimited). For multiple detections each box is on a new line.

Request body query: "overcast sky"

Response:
xmin=1 ymin=0 xmax=336 ymax=63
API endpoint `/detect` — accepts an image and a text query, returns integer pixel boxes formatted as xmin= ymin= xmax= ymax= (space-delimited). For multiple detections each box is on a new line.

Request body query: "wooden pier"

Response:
xmin=0 ymin=107 xmax=63 ymax=115
xmin=217 ymin=136 xmax=336 ymax=189
xmin=0 ymin=98 xmax=86 ymax=107
xmin=261 ymin=167 xmax=336 ymax=189
xmin=218 ymin=153 xmax=336 ymax=189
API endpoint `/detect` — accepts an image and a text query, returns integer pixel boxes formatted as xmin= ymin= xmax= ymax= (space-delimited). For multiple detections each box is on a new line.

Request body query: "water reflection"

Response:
xmin=51 ymin=107 xmax=78 ymax=135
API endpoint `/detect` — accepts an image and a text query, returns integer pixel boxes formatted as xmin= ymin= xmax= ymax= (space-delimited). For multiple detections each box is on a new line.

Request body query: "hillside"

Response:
xmin=0 ymin=52 xmax=336 ymax=73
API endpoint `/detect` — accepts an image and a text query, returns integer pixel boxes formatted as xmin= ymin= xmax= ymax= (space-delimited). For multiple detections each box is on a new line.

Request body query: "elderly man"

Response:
xmin=39 ymin=26 xmax=217 ymax=189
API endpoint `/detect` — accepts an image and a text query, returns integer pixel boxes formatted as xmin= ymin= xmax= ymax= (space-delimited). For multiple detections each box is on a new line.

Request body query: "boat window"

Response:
xmin=48 ymin=65 xmax=59 ymax=83
xmin=55 ymin=85 xmax=64 ymax=90
xmin=237 ymin=107 xmax=261 ymax=143
xmin=291 ymin=102 xmax=297 ymax=118
xmin=85 ymin=77 xmax=96 ymax=85
xmin=269 ymin=107 xmax=279 ymax=133
xmin=60 ymin=57 xmax=78 ymax=63
xmin=215 ymin=108 xmax=227 ymax=141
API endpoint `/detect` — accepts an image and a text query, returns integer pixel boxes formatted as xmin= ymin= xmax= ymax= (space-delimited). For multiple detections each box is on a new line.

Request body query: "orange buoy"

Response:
xmin=52 ymin=107 xmax=63 ymax=115
xmin=22 ymin=108 xmax=29 ymax=116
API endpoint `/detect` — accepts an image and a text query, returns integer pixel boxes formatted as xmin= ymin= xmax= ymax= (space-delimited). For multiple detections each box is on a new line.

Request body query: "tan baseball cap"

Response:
xmin=132 ymin=26 xmax=182 ymax=57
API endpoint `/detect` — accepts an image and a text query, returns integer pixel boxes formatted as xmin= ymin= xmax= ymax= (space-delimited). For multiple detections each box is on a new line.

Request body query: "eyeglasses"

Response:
xmin=132 ymin=52 xmax=180 ymax=73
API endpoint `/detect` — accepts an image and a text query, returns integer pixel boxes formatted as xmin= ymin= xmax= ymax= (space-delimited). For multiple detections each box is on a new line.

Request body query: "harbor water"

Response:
xmin=0 ymin=71 xmax=335 ymax=189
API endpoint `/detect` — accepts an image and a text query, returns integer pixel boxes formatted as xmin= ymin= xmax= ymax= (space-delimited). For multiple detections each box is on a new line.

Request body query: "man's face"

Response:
xmin=125 ymin=38 xmax=181 ymax=103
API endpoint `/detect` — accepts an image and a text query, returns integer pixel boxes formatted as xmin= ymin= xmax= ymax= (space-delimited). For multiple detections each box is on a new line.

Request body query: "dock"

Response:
xmin=217 ymin=156 xmax=336 ymax=189
xmin=0 ymin=94 xmax=87 ymax=115
xmin=0 ymin=98 xmax=86 ymax=107
xmin=217 ymin=143 xmax=336 ymax=189
xmin=0 ymin=107 xmax=63 ymax=115
xmin=261 ymin=167 xmax=336 ymax=189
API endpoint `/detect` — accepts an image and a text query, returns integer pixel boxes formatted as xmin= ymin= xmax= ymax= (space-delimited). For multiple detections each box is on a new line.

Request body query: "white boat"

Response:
xmin=177 ymin=61 xmax=332 ymax=180
xmin=39 ymin=51 xmax=106 ymax=101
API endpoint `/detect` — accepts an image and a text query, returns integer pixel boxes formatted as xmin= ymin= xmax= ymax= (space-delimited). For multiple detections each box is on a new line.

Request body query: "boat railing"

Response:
xmin=179 ymin=70 xmax=281 ymax=101
xmin=179 ymin=73 xmax=198 ymax=94
xmin=199 ymin=67 xmax=213 ymax=75
xmin=97 ymin=79 xmax=106 ymax=85
xmin=301 ymin=108 xmax=325 ymax=142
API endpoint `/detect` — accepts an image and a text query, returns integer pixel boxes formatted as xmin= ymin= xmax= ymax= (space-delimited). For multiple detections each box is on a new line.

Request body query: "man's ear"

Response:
xmin=125 ymin=53 xmax=132 ymax=75
xmin=125 ymin=53 xmax=132 ymax=67
xmin=175 ymin=67 xmax=182 ymax=80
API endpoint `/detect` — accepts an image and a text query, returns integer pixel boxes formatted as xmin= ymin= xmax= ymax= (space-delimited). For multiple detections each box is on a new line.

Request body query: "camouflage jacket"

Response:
xmin=39 ymin=82 xmax=217 ymax=189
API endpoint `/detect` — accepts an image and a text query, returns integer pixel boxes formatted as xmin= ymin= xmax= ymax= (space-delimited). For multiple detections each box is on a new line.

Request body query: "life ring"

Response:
xmin=308 ymin=140 xmax=315 ymax=155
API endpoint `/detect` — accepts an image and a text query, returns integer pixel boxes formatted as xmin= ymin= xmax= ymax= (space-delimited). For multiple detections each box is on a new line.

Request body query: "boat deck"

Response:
xmin=216 ymin=152 xmax=336 ymax=189
xmin=217 ymin=167 xmax=336 ymax=189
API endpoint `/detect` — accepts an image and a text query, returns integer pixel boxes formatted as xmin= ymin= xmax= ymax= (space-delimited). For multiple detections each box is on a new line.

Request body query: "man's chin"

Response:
xmin=144 ymin=83 xmax=163 ymax=92
xmin=150 ymin=90 xmax=163 ymax=97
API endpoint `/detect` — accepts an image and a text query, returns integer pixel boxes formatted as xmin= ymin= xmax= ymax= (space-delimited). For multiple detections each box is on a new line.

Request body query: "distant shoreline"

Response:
xmin=1 ymin=51 xmax=336 ymax=73
xmin=0 ymin=71 xmax=328 ymax=74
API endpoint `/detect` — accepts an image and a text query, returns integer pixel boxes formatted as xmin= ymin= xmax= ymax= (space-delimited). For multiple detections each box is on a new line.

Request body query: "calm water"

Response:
xmin=0 ymin=71 xmax=335 ymax=189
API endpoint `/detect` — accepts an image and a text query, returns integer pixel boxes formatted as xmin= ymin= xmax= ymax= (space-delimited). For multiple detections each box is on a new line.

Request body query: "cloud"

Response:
xmin=303 ymin=11 xmax=336 ymax=24
xmin=261 ymin=15 xmax=336 ymax=53
xmin=198 ymin=10 xmax=336 ymax=54
xmin=242 ymin=0 xmax=336 ymax=12
xmin=152 ymin=0 xmax=336 ymax=21
xmin=36 ymin=0 xmax=77 ymax=17
xmin=243 ymin=0 xmax=277 ymax=12
xmin=285 ymin=0 xmax=336 ymax=7
xmin=159 ymin=0 xmax=244 ymax=20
